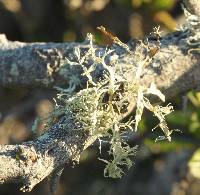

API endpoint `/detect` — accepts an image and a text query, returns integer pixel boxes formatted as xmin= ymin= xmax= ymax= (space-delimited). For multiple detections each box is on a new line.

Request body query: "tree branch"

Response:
xmin=0 ymin=24 xmax=199 ymax=98
xmin=183 ymin=0 xmax=200 ymax=16
xmin=0 ymin=114 xmax=97 ymax=192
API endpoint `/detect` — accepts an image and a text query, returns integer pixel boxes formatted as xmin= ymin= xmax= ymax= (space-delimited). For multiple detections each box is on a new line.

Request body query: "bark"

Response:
xmin=0 ymin=114 xmax=97 ymax=192
xmin=0 ymin=25 xmax=199 ymax=98
xmin=0 ymin=0 xmax=199 ymax=192
xmin=182 ymin=0 xmax=200 ymax=17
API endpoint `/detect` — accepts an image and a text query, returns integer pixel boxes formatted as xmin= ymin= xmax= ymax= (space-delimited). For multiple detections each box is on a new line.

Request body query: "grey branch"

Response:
xmin=0 ymin=114 xmax=97 ymax=192
xmin=0 ymin=1 xmax=199 ymax=192
xmin=182 ymin=0 xmax=200 ymax=17
xmin=0 ymin=25 xmax=199 ymax=97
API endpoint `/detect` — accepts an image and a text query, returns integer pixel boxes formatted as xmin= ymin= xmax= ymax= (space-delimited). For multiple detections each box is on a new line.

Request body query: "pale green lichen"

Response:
xmin=180 ymin=6 xmax=200 ymax=54
xmin=33 ymin=29 xmax=175 ymax=178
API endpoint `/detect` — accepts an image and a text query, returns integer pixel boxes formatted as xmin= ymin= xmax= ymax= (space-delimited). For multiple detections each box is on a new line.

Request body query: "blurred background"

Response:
xmin=1 ymin=0 xmax=200 ymax=195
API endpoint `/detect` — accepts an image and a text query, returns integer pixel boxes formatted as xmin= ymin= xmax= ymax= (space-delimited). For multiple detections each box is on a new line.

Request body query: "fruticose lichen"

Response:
xmin=33 ymin=28 xmax=175 ymax=178
xmin=181 ymin=7 xmax=200 ymax=54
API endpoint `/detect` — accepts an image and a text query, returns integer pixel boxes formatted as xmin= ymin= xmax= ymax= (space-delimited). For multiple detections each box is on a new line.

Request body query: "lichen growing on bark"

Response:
xmin=33 ymin=29 xmax=175 ymax=178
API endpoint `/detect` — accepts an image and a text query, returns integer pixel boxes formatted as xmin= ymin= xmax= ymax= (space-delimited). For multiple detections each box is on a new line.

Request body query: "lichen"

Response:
xmin=181 ymin=6 xmax=200 ymax=54
xmin=33 ymin=28 xmax=175 ymax=178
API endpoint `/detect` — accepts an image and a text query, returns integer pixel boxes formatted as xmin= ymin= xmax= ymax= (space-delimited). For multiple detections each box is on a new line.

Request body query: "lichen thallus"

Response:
xmin=32 ymin=26 xmax=177 ymax=178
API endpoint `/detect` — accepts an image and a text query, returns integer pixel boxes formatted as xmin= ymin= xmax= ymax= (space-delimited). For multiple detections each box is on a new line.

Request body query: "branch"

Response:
xmin=0 ymin=26 xmax=199 ymax=99
xmin=183 ymin=0 xmax=200 ymax=16
xmin=0 ymin=114 xmax=97 ymax=192
xmin=0 ymin=4 xmax=199 ymax=192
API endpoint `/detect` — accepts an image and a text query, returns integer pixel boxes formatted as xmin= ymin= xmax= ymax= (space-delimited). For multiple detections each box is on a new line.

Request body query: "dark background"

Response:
xmin=0 ymin=0 xmax=200 ymax=195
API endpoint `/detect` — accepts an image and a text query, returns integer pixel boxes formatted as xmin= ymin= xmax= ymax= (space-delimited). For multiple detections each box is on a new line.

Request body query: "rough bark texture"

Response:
xmin=0 ymin=0 xmax=199 ymax=192
xmin=183 ymin=0 xmax=200 ymax=17
xmin=0 ymin=114 xmax=97 ymax=192
xmin=0 ymin=26 xmax=199 ymax=97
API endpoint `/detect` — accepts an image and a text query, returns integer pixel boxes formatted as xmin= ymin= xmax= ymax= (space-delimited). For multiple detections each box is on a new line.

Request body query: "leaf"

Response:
xmin=188 ymin=148 xmax=200 ymax=179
